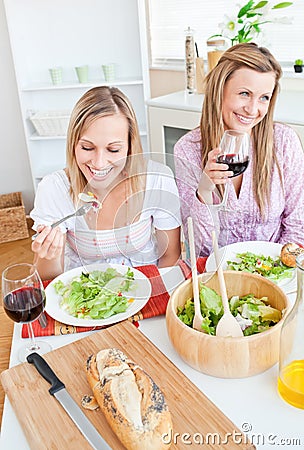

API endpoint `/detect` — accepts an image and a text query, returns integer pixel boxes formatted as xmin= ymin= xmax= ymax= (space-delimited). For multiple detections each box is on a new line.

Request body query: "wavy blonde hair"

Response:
xmin=201 ymin=43 xmax=282 ymax=216
xmin=66 ymin=86 xmax=146 ymax=205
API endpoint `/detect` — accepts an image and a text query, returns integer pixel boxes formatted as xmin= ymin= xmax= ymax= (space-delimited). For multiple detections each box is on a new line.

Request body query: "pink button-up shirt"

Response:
xmin=174 ymin=123 xmax=304 ymax=257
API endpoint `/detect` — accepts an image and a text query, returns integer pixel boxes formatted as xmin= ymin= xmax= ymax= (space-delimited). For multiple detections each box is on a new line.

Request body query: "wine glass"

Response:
xmin=216 ymin=129 xmax=250 ymax=211
xmin=2 ymin=263 xmax=52 ymax=362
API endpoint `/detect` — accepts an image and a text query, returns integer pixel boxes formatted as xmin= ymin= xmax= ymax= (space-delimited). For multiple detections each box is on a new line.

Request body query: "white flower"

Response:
xmin=212 ymin=0 xmax=293 ymax=45
xmin=218 ymin=14 xmax=243 ymax=39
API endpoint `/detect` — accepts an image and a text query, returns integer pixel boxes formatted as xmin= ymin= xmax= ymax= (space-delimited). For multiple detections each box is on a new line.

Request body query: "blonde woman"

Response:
xmin=174 ymin=43 xmax=304 ymax=257
xmin=31 ymin=86 xmax=181 ymax=280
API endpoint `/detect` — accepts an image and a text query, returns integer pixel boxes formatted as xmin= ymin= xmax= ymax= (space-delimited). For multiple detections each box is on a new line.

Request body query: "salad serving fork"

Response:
xmin=32 ymin=203 xmax=92 ymax=240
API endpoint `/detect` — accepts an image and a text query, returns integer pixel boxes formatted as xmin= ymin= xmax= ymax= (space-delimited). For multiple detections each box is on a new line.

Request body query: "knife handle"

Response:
xmin=27 ymin=352 xmax=65 ymax=395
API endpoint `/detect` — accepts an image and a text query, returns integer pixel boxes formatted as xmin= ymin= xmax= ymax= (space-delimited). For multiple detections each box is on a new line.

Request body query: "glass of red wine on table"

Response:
xmin=2 ymin=263 xmax=52 ymax=362
xmin=216 ymin=129 xmax=250 ymax=212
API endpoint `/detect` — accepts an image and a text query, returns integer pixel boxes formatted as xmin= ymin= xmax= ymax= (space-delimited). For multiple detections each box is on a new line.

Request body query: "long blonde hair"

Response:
xmin=201 ymin=43 xmax=282 ymax=216
xmin=66 ymin=86 xmax=146 ymax=204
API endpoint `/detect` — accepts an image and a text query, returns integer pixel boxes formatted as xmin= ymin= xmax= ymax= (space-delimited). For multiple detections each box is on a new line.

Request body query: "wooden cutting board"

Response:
xmin=1 ymin=320 xmax=255 ymax=449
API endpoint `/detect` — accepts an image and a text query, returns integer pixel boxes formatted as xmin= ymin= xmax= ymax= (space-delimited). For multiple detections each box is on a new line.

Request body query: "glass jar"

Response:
xmin=185 ymin=27 xmax=195 ymax=94
xmin=206 ymin=38 xmax=226 ymax=72
xmin=278 ymin=252 xmax=304 ymax=409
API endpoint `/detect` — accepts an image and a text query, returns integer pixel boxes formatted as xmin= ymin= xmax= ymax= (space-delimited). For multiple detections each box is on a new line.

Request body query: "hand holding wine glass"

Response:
xmin=216 ymin=129 xmax=250 ymax=210
xmin=2 ymin=263 xmax=51 ymax=362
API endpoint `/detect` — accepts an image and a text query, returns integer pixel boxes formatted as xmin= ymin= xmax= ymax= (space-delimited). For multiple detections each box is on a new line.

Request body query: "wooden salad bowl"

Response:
xmin=166 ymin=271 xmax=289 ymax=378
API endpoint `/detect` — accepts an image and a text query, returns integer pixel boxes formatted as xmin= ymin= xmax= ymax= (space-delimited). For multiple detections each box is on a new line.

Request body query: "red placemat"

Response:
xmin=22 ymin=259 xmax=207 ymax=338
xmin=178 ymin=257 xmax=207 ymax=279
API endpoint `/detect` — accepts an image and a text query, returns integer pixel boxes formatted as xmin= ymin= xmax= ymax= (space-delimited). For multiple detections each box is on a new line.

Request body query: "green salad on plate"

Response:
xmin=226 ymin=251 xmax=293 ymax=283
xmin=54 ymin=267 xmax=135 ymax=320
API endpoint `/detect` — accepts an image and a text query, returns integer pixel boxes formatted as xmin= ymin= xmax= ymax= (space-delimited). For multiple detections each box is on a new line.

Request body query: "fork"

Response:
xmin=32 ymin=203 xmax=92 ymax=240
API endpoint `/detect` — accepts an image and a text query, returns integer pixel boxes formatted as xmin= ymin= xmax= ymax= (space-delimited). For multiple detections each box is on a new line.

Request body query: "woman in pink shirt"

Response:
xmin=174 ymin=43 xmax=304 ymax=257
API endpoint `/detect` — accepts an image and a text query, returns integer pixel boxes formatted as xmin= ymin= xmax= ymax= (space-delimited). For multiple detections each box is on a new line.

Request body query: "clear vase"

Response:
xmin=278 ymin=253 xmax=304 ymax=409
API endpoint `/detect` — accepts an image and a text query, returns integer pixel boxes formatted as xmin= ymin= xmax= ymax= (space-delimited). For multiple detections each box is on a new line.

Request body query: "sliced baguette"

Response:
xmin=86 ymin=348 xmax=172 ymax=449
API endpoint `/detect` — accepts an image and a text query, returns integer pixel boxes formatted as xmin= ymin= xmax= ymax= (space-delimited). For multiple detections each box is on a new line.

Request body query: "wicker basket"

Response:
xmin=0 ymin=192 xmax=29 ymax=243
xmin=29 ymin=110 xmax=70 ymax=136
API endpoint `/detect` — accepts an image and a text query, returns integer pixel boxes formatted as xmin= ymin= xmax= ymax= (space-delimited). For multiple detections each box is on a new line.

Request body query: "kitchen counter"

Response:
xmin=148 ymin=90 xmax=205 ymax=113
xmin=147 ymin=89 xmax=304 ymax=125
xmin=147 ymin=89 xmax=304 ymax=166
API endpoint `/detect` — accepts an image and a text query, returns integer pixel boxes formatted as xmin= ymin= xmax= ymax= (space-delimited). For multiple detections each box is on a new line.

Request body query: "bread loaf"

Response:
xmin=280 ymin=242 xmax=304 ymax=268
xmin=86 ymin=348 xmax=172 ymax=449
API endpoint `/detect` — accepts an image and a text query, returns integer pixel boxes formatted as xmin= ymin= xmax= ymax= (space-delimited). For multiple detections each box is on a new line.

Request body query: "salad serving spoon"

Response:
xmin=32 ymin=203 xmax=92 ymax=240
xmin=187 ymin=216 xmax=204 ymax=332
xmin=212 ymin=230 xmax=243 ymax=338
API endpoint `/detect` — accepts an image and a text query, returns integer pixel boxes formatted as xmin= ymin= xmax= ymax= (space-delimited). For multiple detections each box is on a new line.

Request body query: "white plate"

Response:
xmin=205 ymin=241 xmax=296 ymax=292
xmin=45 ymin=263 xmax=152 ymax=327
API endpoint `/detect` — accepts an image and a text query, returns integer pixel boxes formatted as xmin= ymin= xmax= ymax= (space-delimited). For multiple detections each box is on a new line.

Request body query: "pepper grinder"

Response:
xmin=278 ymin=252 xmax=304 ymax=409
xmin=185 ymin=27 xmax=195 ymax=94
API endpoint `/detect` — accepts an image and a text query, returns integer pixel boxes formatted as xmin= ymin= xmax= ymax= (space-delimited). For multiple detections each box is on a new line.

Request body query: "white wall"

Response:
xmin=0 ymin=0 xmax=34 ymax=213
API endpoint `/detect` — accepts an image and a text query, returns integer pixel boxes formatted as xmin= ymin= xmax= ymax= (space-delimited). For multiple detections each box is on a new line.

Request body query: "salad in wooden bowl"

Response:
xmin=166 ymin=270 xmax=289 ymax=378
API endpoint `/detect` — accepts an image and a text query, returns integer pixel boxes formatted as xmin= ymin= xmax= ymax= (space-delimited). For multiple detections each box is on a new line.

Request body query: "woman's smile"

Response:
xmin=87 ymin=165 xmax=113 ymax=179
xmin=234 ymin=112 xmax=256 ymax=126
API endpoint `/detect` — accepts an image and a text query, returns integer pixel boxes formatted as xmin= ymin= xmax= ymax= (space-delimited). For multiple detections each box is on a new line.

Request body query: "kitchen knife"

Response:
xmin=27 ymin=352 xmax=111 ymax=450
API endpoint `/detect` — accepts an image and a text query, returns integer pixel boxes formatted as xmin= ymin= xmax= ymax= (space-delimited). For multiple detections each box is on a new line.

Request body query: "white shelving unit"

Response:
xmin=4 ymin=0 xmax=150 ymax=190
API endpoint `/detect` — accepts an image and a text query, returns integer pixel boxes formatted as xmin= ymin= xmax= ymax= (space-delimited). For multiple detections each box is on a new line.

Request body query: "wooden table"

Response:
xmin=0 ymin=307 xmax=13 ymax=425
xmin=0 ymin=226 xmax=34 ymax=427
xmin=1 ymin=267 xmax=304 ymax=450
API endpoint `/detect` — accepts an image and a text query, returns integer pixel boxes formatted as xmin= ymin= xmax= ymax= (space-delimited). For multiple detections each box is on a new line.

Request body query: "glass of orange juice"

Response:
xmin=278 ymin=252 xmax=304 ymax=409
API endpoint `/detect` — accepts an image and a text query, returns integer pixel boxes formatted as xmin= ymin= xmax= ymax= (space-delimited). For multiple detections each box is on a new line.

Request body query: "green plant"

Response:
xmin=211 ymin=0 xmax=293 ymax=45
xmin=294 ymin=59 xmax=303 ymax=66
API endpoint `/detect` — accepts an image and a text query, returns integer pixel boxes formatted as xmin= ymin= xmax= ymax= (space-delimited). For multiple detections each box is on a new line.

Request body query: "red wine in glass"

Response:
xmin=217 ymin=154 xmax=249 ymax=178
xmin=2 ymin=263 xmax=51 ymax=362
xmin=216 ymin=130 xmax=250 ymax=211
xmin=3 ymin=286 xmax=46 ymax=323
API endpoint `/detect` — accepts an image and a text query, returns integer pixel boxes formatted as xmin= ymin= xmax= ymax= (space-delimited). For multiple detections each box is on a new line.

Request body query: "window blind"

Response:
xmin=148 ymin=0 xmax=304 ymax=65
